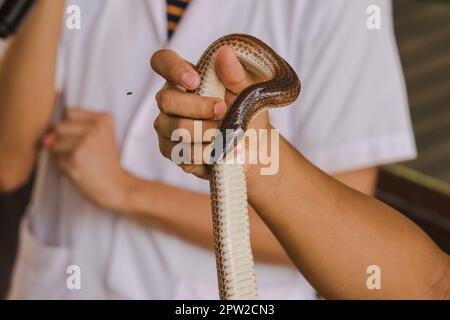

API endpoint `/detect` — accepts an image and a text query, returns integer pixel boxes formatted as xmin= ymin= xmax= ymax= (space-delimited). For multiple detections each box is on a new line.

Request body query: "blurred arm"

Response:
xmin=123 ymin=178 xmax=291 ymax=265
xmin=0 ymin=0 xmax=65 ymax=192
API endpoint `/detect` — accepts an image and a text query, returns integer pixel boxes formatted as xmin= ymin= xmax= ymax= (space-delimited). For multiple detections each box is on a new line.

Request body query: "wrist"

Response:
xmin=112 ymin=169 xmax=141 ymax=215
xmin=246 ymin=123 xmax=284 ymax=199
xmin=117 ymin=172 xmax=159 ymax=219
xmin=245 ymin=122 xmax=275 ymax=180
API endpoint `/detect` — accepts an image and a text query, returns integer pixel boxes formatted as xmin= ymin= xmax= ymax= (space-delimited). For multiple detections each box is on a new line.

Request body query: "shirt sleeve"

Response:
xmin=285 ymin=0 xmax=417 ymax=174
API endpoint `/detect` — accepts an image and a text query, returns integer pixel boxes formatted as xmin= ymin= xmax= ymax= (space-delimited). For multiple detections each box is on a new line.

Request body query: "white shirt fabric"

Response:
xmin=9 ymin=0 xmax=416 ymax=299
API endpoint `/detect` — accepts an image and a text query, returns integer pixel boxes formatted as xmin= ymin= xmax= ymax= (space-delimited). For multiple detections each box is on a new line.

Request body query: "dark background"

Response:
xmin=1 ymin=0 xmax=450 ymax=299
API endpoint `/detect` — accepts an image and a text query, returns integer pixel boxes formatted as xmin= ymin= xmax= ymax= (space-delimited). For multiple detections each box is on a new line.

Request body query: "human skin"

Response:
xmin=0 ymin=0 xmax=65 ymax=191
xmin=151 ymin=47 xmax=450 ymax=299
xmin=245 ymin=132 xmax=450 ymax=299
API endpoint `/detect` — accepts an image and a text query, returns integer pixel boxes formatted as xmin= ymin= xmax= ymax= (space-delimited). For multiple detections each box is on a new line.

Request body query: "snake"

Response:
xmin=191 ymin=34 xmax=301 ymax=300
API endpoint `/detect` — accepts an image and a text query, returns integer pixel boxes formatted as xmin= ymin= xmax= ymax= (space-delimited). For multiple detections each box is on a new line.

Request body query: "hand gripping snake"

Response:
xmin=191 ymin=34 xmax=301 ymax=300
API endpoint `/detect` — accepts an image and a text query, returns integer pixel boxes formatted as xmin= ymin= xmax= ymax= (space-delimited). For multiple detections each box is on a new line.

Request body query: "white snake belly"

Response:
xmin=192 ymin=34 xmax=301 ymax=300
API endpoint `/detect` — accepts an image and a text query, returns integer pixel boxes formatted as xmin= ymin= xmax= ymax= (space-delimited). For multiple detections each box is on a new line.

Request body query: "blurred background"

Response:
xmin=377 ymin=0 xmax=450 ymax=257
xmin=0 ymin=0 xmax=449 ymax=299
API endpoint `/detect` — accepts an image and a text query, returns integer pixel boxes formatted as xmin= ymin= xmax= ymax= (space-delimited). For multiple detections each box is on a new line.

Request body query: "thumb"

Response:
xmin=215 ymin=45 xmax=253 ymax=95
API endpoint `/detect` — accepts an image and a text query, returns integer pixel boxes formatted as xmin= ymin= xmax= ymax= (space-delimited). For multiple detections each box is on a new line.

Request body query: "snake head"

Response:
xmin=210 ymin=126 xmax=245 ymax=164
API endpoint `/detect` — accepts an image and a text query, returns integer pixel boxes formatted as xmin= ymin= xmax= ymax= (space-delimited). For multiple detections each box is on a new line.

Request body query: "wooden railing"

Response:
xmin=377 ymin=165 xmax=450 ymax=254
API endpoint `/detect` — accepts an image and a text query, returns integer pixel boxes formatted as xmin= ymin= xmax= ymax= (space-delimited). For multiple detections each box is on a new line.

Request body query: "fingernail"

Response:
xmin=213 ymin=102 xmax=227 ymax=116
xmin=181 ymin=72 xmax=199 ymax=89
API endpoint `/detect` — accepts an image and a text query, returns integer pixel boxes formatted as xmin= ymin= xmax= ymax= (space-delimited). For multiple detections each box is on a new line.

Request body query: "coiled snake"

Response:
xmin=191 ymin=34 xmax=301 ymax=300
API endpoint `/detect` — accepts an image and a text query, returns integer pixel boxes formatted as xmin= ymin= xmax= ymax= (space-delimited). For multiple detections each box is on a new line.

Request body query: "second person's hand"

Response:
xmin=44 ymin=108 xmax=136 ymax=212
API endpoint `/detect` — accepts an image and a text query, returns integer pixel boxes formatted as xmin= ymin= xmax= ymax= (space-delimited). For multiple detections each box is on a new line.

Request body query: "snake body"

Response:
xmin=192 ymin=34 xmax=301 ymax=300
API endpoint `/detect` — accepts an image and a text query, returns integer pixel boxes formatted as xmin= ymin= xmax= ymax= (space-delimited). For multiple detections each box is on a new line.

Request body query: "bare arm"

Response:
xmin=247 ymin=129 xmax=450 ymax=299
xmin=123 ymin=178 xmax=290 ymax=264
xmin=121 ymin=168 xmax=377 ymax=265
xmin=0 ymin=0 xmax=65 ymax=192
xmin=333 ymin=167 xmax=379 ymax=196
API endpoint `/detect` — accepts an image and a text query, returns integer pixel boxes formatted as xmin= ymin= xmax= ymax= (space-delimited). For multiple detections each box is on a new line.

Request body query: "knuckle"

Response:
xmin=198 ymin=99 xmax=214 ymax=118
xmin=153 ymin=117 xmax=162 ymax=132
xmin=156 ymin=90 xmax=172 ymax=113
xmin=230 ymin=76 xmax=245 ymax=87
xmin=158 ymin=141 xmax=170 ymax=159
xmin=155 ymin=89 xmax=163 ymax=104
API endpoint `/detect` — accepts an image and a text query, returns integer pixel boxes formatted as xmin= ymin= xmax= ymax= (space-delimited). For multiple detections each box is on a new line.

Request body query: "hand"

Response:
xmin=44 ymin=108 xmax=135 ymax=212
xmin=150 ymin=45 xmax=269 ymax=180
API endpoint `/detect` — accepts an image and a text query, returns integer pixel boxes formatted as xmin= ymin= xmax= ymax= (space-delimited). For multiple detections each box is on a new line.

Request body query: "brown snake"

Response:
xmin=191 ymin=34 xmax=301 ymax=300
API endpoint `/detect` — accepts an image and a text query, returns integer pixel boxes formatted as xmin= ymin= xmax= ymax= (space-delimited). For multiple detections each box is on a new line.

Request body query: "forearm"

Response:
xmin=123 ymin=176 xmax=291 ymax=265
xmin=0 ymin=0 xmax=65 ymax=190
xmin=247 ymin=131 xmax=450 ymax=299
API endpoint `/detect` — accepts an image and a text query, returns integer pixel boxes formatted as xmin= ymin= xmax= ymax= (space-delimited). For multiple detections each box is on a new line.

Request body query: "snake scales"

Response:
xmin=191 ymin=34 xmax=301 ymax=300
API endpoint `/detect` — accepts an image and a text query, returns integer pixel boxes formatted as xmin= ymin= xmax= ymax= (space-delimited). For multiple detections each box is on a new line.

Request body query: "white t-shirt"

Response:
xmin=9 ymin=0 xmax=416 ymax=300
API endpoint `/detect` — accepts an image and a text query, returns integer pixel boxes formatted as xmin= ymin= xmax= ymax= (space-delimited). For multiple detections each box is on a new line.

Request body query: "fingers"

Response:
xmin=45 ymin=109 xmax=113 ymax=154
xmin=179 ymin=164 xmax=209 ymax=180
xmin=154 ymin=112 xmax=219 ymax=142
xmin=50 ymin=136 xmax=81 ymax=154
xmin=54 ymin=119 xmax=90 ymax=138
xmin=65 ymin=108 xmax=99 ymax=121
xmin=157 ymin=136 xmax=208 ymax=160
xmin=156 ymin=86 xmax=227 ymax=120
xmin=150 ymin=49 xmax=200 ymax=90
xmin=157 ymin=134 xmax=211 ymax=179
xmin=150 ymin=47 xmax=258 ymax=181
xmin=215 ymin=45 xmax=254 ymax=94
xmin=151 ymin=50 xmax=227 ymax=124
xmin=45 ymin=118 xmax=88 ymax=154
